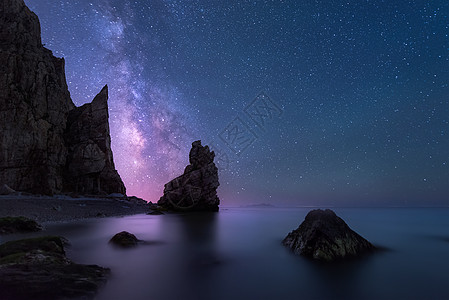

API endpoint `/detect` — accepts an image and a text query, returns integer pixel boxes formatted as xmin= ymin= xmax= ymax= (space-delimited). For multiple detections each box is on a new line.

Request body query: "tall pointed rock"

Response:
xmin=65 ymin=85 xmax=126 ymax=195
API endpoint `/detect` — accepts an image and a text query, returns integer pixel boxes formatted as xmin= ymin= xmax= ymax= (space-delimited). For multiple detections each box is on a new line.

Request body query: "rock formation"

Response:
xmin=0 ymin=0 xmax=125 ymax=195
xmin=158 ymin=141 xmax=220 ymax=211
xmin=64 ymin=85 xmax=125 ymax=195
xmin=283 ymin=209 xmax=375 ymax=261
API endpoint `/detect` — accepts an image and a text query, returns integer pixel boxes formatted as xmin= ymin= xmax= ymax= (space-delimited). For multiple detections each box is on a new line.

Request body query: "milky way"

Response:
xmin=27 ymin=0 xmax=448 ymax=206
xmin=89 ymin=3 xmax=195 ymax=201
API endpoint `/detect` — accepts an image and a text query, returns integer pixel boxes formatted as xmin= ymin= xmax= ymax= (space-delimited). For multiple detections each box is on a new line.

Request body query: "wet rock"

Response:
xmin=283 ymin=209 xmax=375 ymax=261
xmin=0 ymin=0 xmax=125 ymax=196
xmin=109 ymin=231 xmax=140 ymax=247
xmin=0 ymin=236 xmax=109 ymax=299
xmin=158 ymin=141 xmax=220 ymax=212
xmin=0 ymin=216 xmax=42 ymax=234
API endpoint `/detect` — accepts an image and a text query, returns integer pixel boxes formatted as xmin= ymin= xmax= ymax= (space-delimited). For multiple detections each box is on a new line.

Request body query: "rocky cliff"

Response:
xmin=0 ymin=0 xmax=125 ymax=195
xmin=158 ymin=141 xmax=220 ymax=211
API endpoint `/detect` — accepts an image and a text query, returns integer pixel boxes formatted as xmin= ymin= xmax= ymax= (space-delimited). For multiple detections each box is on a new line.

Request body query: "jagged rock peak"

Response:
xmin=64 ymin=85 xmax=126 ymax=195
xmin=184 ymin=140 xmax=215 ymax=174
xmin=92 ymin=85 xmax=108 ymax=106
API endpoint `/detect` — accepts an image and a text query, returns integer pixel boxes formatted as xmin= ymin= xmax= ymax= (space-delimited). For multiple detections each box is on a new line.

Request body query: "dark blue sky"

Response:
xmin=26 ymin=0 xmax=448 ymax=206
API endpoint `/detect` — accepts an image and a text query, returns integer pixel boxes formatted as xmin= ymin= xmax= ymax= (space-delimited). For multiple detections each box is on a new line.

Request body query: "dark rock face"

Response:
xmin=0 ymin=236 xmax=109 ymax=299
xmin=64 ymin=85 xmax=125 ymax=195
xmin=283 ymin=209 xmax=375 ymax=261
xmin=109 ymin=231 xmax=140 ymax=247
xmin=158 ymin=141 xmax=220 ymax=212
xmin=0 ymin=0 xmax=74 ymax=195
xmin=0 ymin=216 xmax=42 ymax=234
xmin=0 ymin=0 xmax=125 ymax=196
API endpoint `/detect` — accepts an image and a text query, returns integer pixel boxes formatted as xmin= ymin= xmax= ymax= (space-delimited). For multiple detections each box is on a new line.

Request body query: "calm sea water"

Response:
xmin=2 ymin=208 xmax=449 ymax=300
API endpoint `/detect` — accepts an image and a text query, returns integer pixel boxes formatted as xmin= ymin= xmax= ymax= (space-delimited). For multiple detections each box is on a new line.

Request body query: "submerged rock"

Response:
xmin=0 ymin=236 xmax=109 ymax=299
xmin=109 ymin=231 xmax=140 ymax=247
xmin=158 ymin=141 xmax=220 ymax=212
xmin=0 ymin=216 xmax=42 ymax=234
xmin=283 ymin=209 xmax=375 ymax=261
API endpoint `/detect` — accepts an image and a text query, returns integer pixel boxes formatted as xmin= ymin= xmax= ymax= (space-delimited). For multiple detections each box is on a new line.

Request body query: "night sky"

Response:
xmin=26 ymin=0 xmax=448 ymax=207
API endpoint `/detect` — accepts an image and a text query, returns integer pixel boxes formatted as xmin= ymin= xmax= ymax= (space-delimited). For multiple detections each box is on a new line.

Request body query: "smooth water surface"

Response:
xmin=2 ymin=208 xmax=448 ymax=300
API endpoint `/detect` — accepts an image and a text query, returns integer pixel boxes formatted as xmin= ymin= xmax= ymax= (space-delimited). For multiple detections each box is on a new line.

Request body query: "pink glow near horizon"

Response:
xmin=87 ymin=7 xmax=193 ymax=202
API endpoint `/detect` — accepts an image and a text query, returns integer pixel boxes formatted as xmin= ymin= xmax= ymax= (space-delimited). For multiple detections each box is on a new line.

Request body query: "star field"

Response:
xmin=26 ymin=0 xmax=448 ymax=206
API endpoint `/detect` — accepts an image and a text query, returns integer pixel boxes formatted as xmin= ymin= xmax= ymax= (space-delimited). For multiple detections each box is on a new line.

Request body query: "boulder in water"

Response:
xmin=109 ymin=231 xmax=141 ymax=247
xmin=283 ymin=209 xmax=375 ymax=261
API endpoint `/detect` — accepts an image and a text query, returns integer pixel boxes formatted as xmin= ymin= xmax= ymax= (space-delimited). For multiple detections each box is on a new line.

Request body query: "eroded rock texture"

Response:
xmin=64 ymin=85 xmax=125 ymax=195
xmin=0 ymin=0 xmax=125 ymax=195
xmin=283 ymin=209 xmax=375 ymax=261
xmin=158 ymin=141 xmax=220 ymax=211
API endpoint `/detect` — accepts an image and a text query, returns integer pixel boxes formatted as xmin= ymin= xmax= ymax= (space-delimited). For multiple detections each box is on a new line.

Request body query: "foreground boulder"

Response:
xmin=0 ymin=216 xmax=42 ymax=234
xmin=158 ymin=141 xmax=220 ymax=211
xmin=0 ymin=0 xmax=125 ymax=195
xmin=0 ymin=236 xmax=109 ymax=299
xmin=109 ymin=231 xmax=140 ymax=247
xmin=283 ymin=209 xmax=375 ymax=261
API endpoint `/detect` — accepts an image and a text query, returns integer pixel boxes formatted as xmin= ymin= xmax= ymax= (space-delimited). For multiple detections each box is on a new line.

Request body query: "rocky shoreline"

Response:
xmin=0 ymin=196 xmax=152 ymax=300
xmin=0 ymin=194 xmax=150 ymax=223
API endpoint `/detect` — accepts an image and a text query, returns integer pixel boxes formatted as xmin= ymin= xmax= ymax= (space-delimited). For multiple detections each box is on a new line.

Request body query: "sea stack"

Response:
xmin=158 ymin=140 xmax=220 ymax=211
xmin=0 ymin=0 xmax=125 ymax=195
xmin=283 ymin=209 xmax=375 ymax=261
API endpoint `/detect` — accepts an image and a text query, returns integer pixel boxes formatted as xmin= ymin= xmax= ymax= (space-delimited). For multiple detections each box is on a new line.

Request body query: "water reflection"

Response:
xmin=166 ymin=213 xmax=220 ymax=300
xmin=178 ymin=212 xmax=220 ymax=265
